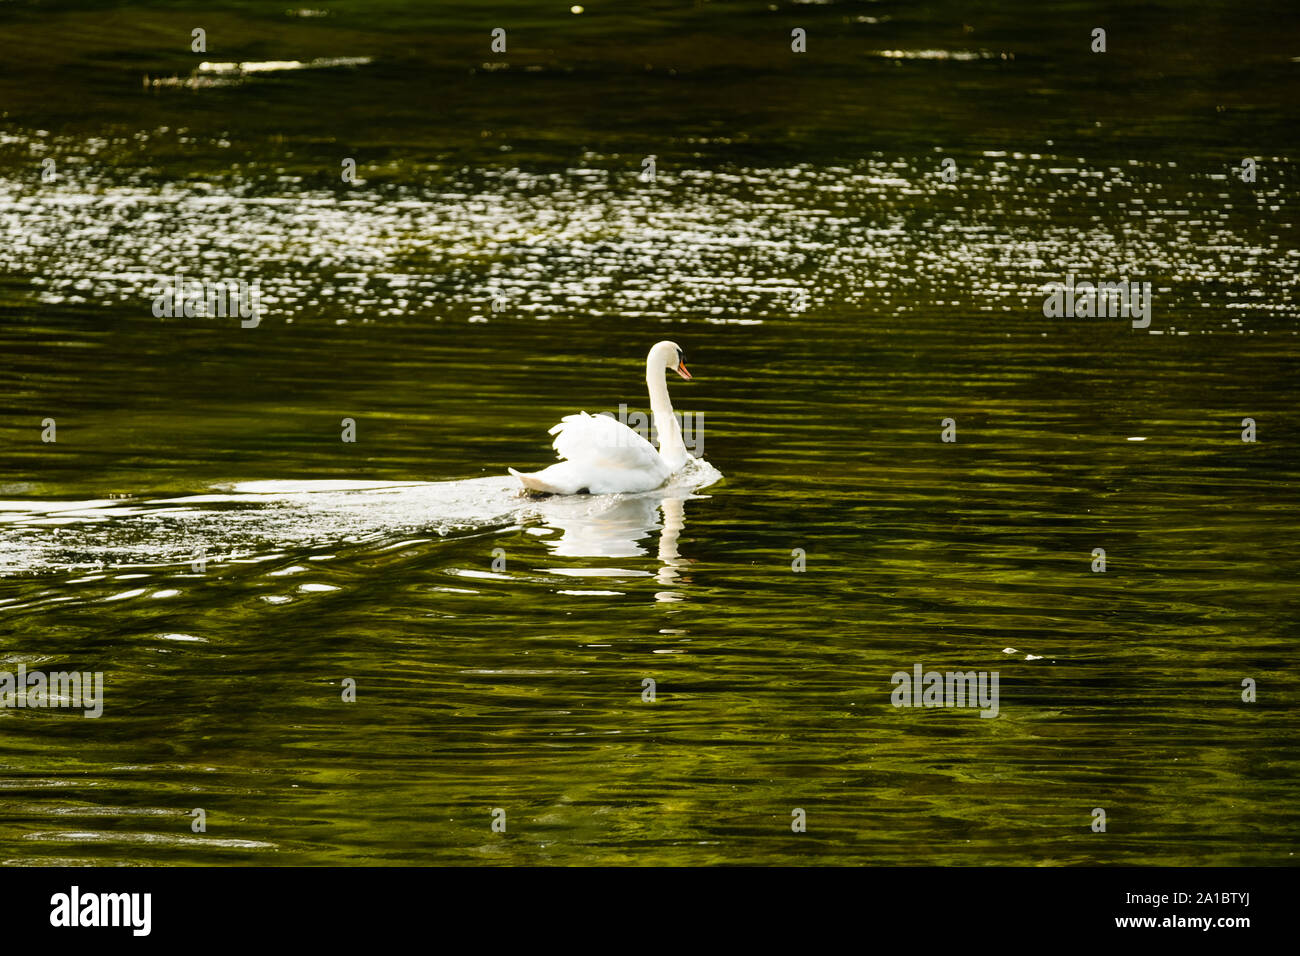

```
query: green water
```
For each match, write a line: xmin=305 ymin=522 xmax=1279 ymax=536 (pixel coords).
xmin=1 ymin=1 xmax=1297 ymax=865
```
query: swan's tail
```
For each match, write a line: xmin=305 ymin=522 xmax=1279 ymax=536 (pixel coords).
xmin=508 ymin=467 xmax=562 ymax=495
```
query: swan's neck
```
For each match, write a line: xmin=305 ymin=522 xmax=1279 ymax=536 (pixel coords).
xmin=647 ymin=359 xmax=688 ymax=471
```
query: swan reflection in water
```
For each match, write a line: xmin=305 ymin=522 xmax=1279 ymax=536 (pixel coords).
xmin=529 ymin=487 xmax=698 ymax=601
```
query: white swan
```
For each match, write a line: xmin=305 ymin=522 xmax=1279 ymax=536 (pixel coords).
xmin=509 ymin=341 xmax=694 ymax=495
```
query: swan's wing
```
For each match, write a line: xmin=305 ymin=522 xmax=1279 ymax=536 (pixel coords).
xmin=549 ymin=411 xmax=664 ymax=473
xmin=509 ymin=412 xmax=670 ymax=495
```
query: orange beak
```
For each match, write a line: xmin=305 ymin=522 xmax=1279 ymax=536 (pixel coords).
xmin=676 ymin=361 xmax=692 ymax=380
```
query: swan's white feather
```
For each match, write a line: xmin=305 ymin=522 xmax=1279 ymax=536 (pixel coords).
xmin=512 ymin=411 xmax=672 ymax=495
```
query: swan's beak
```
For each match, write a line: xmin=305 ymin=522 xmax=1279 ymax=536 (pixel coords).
xmin=675 ymin=361 xmax=692 ymax=380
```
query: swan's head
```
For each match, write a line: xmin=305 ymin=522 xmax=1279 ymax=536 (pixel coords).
xmin=650 ymin=340 xmax=692 ymax=380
